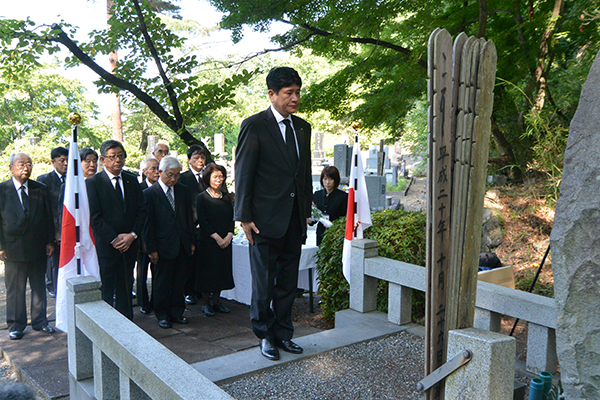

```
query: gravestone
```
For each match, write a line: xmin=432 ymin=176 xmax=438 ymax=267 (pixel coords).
xmin=147 ymin=135 xmax=158 ymax=155
xmin=214 ymin=133 xmax=226 ymax=157
xmin=550 ymin=49 xmax=600 ymax=399
xmin=366 ymin=144 xmax=391 ymax=170
xmin=334 ymin=144 xmax=350 ymax=177
xmin=313 ymin=131 xmax=326 ymax=166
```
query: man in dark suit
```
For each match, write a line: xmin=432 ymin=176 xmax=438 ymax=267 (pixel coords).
xmin=137 ymin=156 xmax=159 ymax=314
xmin=234 ymin=67 xmax=312 ymax=360
xmin=0 ymin=153 xmax=56 ymax=340
xmin=37 ymin=146 xmax=68 ymax=298
xmin=179 ymin=144 xmax=207 ymax=305
xmin=143 ymin=156 xmax=195 ymax=328
xmin=86 ymin=140 xmax=145 ymax=320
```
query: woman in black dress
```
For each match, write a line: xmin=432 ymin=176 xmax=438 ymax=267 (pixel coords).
xmin=196 ymin=164 xmax=235 ymax=316
xmin=313 ymin=166 xmax=348 ymax=245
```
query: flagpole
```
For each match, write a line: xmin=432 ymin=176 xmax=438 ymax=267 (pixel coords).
xmin=68 ymin=112 xmax=82 ymax=276
xmin=351 ymin=120 xmax=361 ymax=239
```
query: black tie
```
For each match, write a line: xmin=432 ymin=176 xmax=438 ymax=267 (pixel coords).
xmin=166 ymin=187 xmax=175 ymax=212
xmin=20 ymin=186 xmax=29 ymax=214
xmin=114 ymin=176 xmax=124 ymax=209
xmin=282 ymin=119 xmax=298 ymax=169
xmin=60 ymin=175 xmax=65 ymax=184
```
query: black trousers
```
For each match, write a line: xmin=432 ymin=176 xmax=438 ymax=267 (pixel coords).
xmin=5 ymin=260 xmax=48 ymax=332
xmin=184 ymin=239 xmax=199 ymax=297
xmin=153 ymin=245 xmax=187 ymax=321
xmin=45 ymin=242 xmax=60 ymax=293
xmin=136 ymin=252 xmax=154 ymax=310
xmin=98 ymin=251 xmax=136 ymax=320
xmin=249 ymin=203 xmax=302 ymax=341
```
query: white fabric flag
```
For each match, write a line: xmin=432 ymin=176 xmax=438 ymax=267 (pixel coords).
xmin=341 ymin=135 xmax=372 ymax=284
xmin=55 ymin=140 xmax=100 ymax=333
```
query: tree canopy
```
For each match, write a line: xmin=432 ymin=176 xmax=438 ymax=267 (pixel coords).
xmin=0 ymin=0 xmax=255 ymax=147
xmin=210 ymin=0 xmax=600 ymax=180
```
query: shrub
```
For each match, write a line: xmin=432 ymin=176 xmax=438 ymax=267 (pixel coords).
xmin=316 ymin=209 xmax=427 ymax=322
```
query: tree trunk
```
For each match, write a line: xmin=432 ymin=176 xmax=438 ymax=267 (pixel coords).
xmin=491 ymin=117 xmax=522 ymax=181
xmin=107 ymin=0 xmax=123 ymax=141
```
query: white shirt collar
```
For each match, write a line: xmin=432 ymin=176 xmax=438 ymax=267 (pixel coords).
xmin=104 ymin=169 xmax=121 ymax=181
xmin=12 ymin=177 xmax=28 ymax=192
xmin=270 ymin=104 xmax=292 ymax=125
xmin=158 ymin=178 xmax=171 ymax=195
xmin=54 ymin=170 xmax=64 ymax=181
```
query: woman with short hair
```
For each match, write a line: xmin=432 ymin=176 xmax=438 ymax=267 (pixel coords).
xmin=312 ymin=166 xmax=348 ymax=245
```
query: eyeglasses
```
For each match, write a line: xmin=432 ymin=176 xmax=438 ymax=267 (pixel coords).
xmin=155 ymin=149 xmax=168 ymax=154
xmin=104 ymin=154 xmax=126 ymax=161
xmin=212 ymin=174 xmax=225 ymax=180
xmin=13 ymin=162 xmax=33 ymax=170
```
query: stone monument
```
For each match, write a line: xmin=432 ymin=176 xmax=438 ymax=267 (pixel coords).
xmin=313 ymin=131 xmax=326 ymax=166
xmin=550 ymin=49 xmax=600 ymax=399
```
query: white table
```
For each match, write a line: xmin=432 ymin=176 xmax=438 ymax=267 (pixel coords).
xmin=222 ymin=228 xmax=319 ymax=306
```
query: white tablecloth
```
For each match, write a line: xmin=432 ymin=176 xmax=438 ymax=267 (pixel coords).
xmin=222 ymin=228 xmax=319 ymax=305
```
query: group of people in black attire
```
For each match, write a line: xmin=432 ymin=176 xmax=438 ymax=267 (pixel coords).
xmin=0 ymin=140 xmax=235 ymax=339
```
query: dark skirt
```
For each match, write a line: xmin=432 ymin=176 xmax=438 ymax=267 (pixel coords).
xmin=195 ymin=240 xmax=234 ymax=293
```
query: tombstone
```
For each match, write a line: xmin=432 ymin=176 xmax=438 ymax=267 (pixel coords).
xmin=313 ymin=131 xmax=326 ymax=160
xmin=29 ymin=137 xmax=40 ymax=146
xmin=334 ymin=144 xmax=350 ymax=177
xmin=366 ymin=145 xmax=391 ymax=170
xmin=214 ymin=133 xmax=226 ymax=157
xmin=550 ymin=49 xmax=600 ymax=399
xmin=364 ymin=175 xmax=387 ymax=210
xmin=147 ymin=135 xmax=158 ymax=155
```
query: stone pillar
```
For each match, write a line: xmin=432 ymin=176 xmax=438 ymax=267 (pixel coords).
xmin=445 ymin=328 xmax=516 ymax=400
xmin=120 ymin=370 xmax=151 ymax=400
xmin=214 ymin=133 xmax=225 ymax=157
xmin=349 ymin=239 xmax=379 ymax=312
xmin=473 ymin=307 xmax=501 ymax=332
xmin=550 ymin=49 xmax=600 ymax=398
xmin=94 ymin=345 xmax=120 ymax=400
xmin=334 ymin=144 xmax=349 ymax=177
xmin=313 ymin=131 xmax=326 ymax=165
xmin=67 ymin=276 xmax=102 ymax=381
xmin=526 ymin=323 xmax=558 ymax=374
xmin=388 ymin=283 xmax=412 ymax=325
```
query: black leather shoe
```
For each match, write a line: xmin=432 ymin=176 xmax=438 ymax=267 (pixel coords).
xmin=158 ymin=319 xmax=172 ymax=329
xmin=9 ymin=331 xmax=24 ymax=340
xmin=202 ymin=304 xmax=216 ymax=317
xmin=212 ymin=302 xmax=230 ymax=314
xmin=140 ymin=307 xmax=152 ymax=315
xmin=276 ymin=339 xmax=303 ymax=354
xmin=185 ymin=295 xmax=197 ymax=305
xmin=260 ymin=339 xmax=280 ymax=361
xmin=33 ymin=325 xmax=56 ymax=334
xmin=170 ymin=316 xmax=189 ymax=324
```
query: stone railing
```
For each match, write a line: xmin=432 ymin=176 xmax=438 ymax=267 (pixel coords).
xmin=350 ymin=239 xmax=558 ymax=374
xmin=66 ymin=276 xmax=233 ymax=400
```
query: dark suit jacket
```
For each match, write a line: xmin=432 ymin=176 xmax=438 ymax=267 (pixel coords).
xmin=86 ymin=170 xmax=146 ymax=257
xmin=234 ymin=108 xmax=312 ymax=239
xmin=0 ymin=179 xmax=54 ymax=262
xmin=142 ymin=182 xmax=195 ymax=260
xmin=179 ymin=169 xmax=206 ymax=223
xmin=37 ymin=171 xmax=63 ymax=241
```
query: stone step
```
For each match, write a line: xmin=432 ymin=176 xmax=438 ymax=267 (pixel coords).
xmin=192 ymin=310 xmax=414 ymax=383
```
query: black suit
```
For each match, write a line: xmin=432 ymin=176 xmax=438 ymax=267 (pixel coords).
xmin=179 ymin=169 xmax=206 ymax=298
xmin=37 ymin=171 xmax=64 ymax=294
xmin=234 ymin=107 xmax=312 ymax=341
xmin=86 ymin=170 xmax=145 ymax=320
xmin=0 ymin=179 xmax=54 ymax=332
xmin=136 ymin=180 xmax=154 ymax=311
xmin=142 ymin=182 xmax=195 ymax=321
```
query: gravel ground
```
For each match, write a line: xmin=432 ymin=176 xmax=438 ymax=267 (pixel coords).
xmin=220 ymin=330 xmax=426 ymax=400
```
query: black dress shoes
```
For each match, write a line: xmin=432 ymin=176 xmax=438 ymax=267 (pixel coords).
xmin=185 ymin=294 xmax=197 ymax=305
xmin=212 ymin=303 xmax=230 ymax=314
xmin=260 ymin=339 xmax=280 ymax=361
xmin=9 ymin=331 xmax=24 ymax=340
xmin=158 ymin=319 xmax=172 ymax=329
xmin=33 ymin=325 xmax=56 ymax=334
xmin=140 ymin=307 xmax=152 ymax=315
xmin=276 ymin=339 xmax=303 ymax=354
xmin=202 ymin=304 xmax=216 ymax=317
xmin=170 ymin=316 xmax=189 ymax=324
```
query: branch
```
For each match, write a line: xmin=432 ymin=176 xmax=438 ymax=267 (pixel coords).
xmin=298 ymin=23 xmax=427 ymax=68
xmin=131 ymin=0 xmax=183 ymax=129
xmin=48 ymin=23 xmax=199 ymax=145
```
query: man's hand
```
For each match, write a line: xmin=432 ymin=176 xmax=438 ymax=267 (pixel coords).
xmin=191 ymin=244 xmax=196 ymax=256
xmin=46 ymin=244 xmax=54 ymax=258
xmin=0 ymin=250 xmax=6 ymax=262
xmin=148 ymin=251 xmax=159 ymax=264
xmin=241 ymin=222 xmax=259 ymax=245
xmin=113 ymin=233 xmax=135 ymax=252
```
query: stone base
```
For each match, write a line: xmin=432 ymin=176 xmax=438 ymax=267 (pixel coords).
xmin=445 ymin=328 xmax=516 ymax=400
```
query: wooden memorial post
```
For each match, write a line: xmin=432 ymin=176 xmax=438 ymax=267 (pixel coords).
xmin=424 ymin=29 xmax=497 ymax=400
